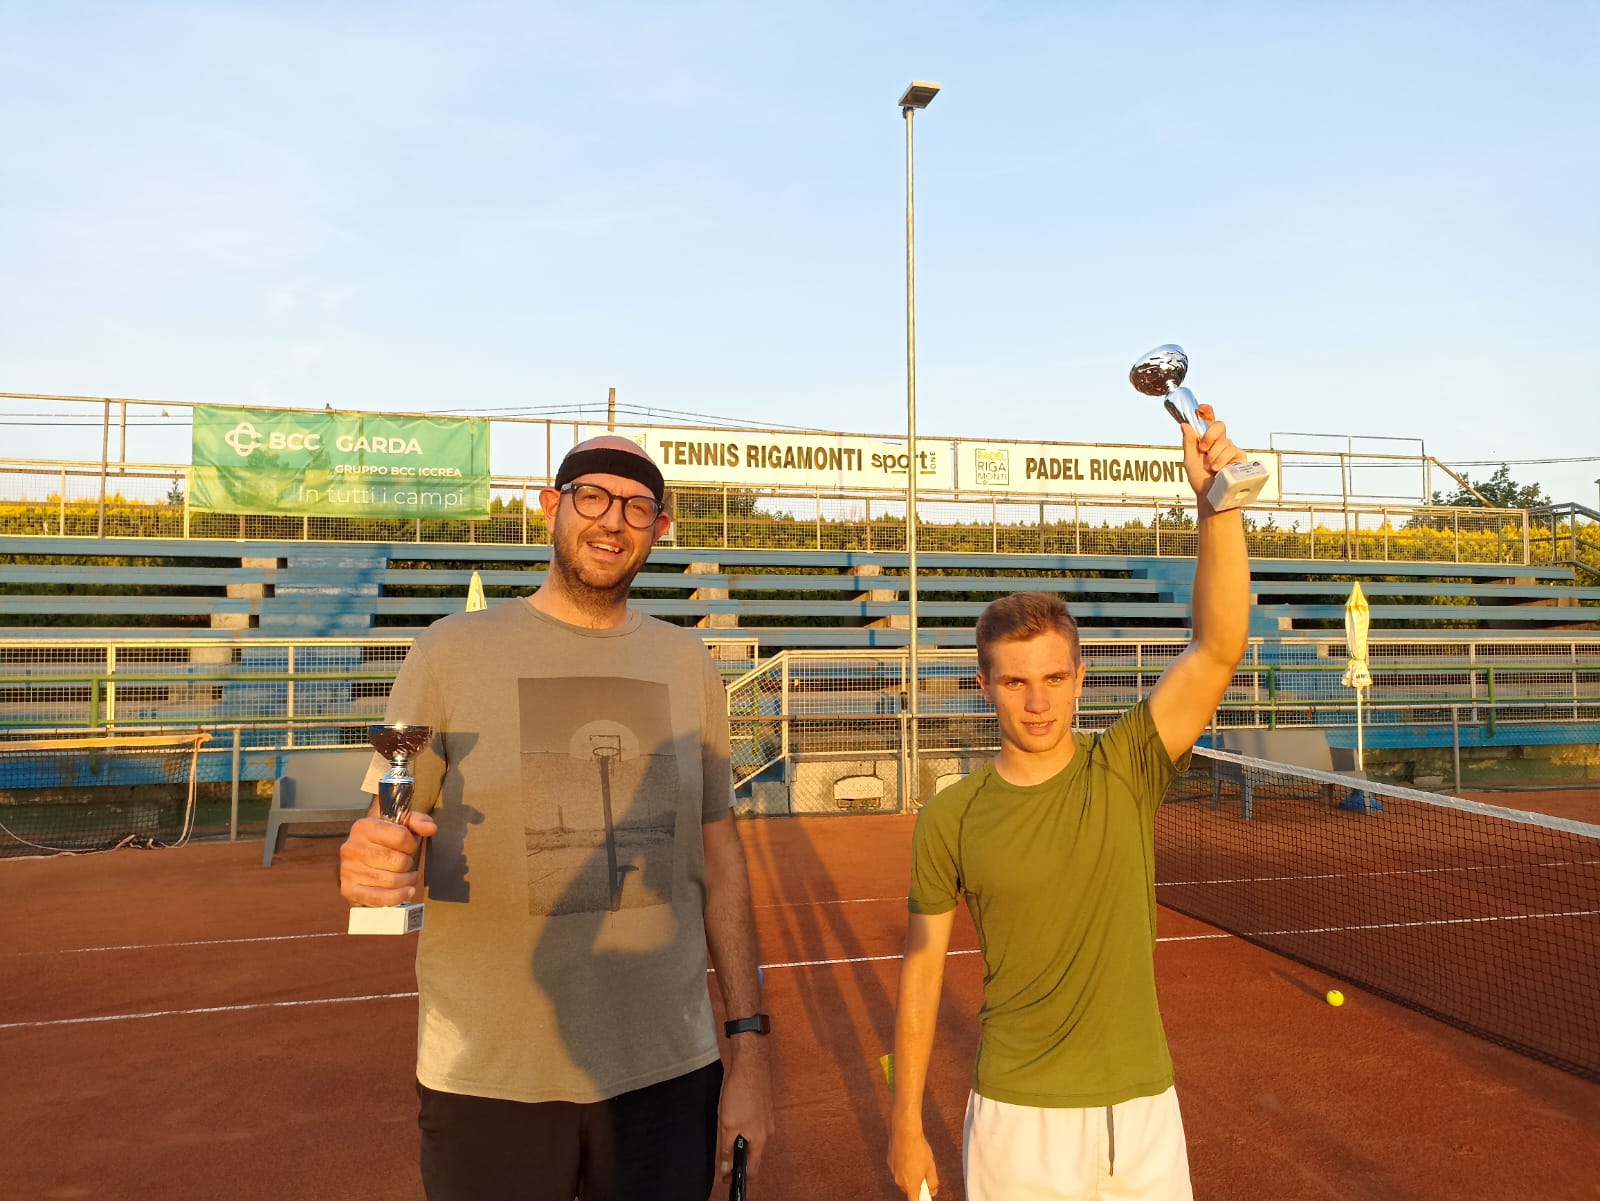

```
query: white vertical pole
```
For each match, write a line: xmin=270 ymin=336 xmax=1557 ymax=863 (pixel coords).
xmin=904 ymin=102 xmax=921 ymax=809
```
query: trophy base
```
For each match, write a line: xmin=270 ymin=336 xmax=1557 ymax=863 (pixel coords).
xmin=1205 ymin=461 xmax=1270 ymax=512
xmin=348 ymin=902 xmax=425 ymax=936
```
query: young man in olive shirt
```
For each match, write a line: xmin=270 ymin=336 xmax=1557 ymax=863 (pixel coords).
xmin=889 ymin=406 xmax=1250 ymax=1201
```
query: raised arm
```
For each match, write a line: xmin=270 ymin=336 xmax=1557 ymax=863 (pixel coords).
xmin=1148 ymin=405 xmax=1252 ymax=761
xmin=889 ymin=908 xmax=956 ymax=1200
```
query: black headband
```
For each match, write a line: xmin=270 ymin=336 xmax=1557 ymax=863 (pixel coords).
xmin=554 ymin=447 xmax=666 ymax=505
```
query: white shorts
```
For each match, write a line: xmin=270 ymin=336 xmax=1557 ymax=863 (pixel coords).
xmin=963 ymin=1086 xmax=1194 ymax=1201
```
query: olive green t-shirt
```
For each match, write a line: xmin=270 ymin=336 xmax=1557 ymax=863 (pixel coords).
xmin=908 ymin=700 xmax=1187 ymax=1108
xmin=363 ymin=599 xmax=732 ymax=1105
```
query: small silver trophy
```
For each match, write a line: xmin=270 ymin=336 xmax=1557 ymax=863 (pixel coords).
xmin=347 ymin=722 xmax=432 ymax=936
xmin=1130 ymin=344 xmax=1270 ymax=511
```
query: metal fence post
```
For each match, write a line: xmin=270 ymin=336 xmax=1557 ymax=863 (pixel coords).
xmin=231 ymin=726 xmax=242 ymax=842
xmin=286 ymin=645 xmax=296 ymax=749
xmin=98 ymin=399 xmax=109 ymax=538
xmin=779 ymin=655 xmax=790 ymax=769
xmin=899 ymin=711 xmax=911 ymax=813
xmin=1451 ymin=706 xmax=1462 ymax=793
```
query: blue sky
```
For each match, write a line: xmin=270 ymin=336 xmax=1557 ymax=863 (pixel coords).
xmin=2 ymin=1 xmax=1597 ymax=504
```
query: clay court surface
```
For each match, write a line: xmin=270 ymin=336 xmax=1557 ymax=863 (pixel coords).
xmin=4 ymin=812 xmax=1598 ymax=1201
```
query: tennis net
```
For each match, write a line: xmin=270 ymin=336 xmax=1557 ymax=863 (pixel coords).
xmin=1156 ymin=747 xmax=1600 ymax=1081
xmin=0 ymin=731 xmax=212 ymax=856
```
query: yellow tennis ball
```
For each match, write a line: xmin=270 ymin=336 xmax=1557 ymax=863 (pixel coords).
xmin=1326 ymin=989 xmax=1345 ymax=1007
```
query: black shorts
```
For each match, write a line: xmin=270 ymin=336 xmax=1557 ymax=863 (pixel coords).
xmin=418 ymin=1060 xmax=723 ymax=1201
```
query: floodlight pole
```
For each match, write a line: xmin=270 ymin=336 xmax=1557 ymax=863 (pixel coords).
xmin=900 ymin=81 xmax=939 ymax=810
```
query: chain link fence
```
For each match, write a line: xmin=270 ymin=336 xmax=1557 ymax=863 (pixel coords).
xmin=0 ymin=458 xmax=1538 ymax=566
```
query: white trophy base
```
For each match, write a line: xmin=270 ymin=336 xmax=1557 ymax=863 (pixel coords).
xmin=1205 ymin=461 xmax=1270 ymax=512
xmin=348 ymin=902 xmax=425 ymax=936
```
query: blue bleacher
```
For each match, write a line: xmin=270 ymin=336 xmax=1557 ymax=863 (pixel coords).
xmin=0 ymin=536 xmax=1596 ymax=650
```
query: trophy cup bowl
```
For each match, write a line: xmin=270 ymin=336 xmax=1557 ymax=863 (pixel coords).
xmin=348 ymin=722 xmax=433 ymax=936
xmin=1129 ymin=343 xmax=1270 ymax=511
xmin=1129 ymin=344 xmax=1189 ymax=397
xmin=369 ymin=722 xmax=432 ymax=825
xmin=1130 ymin=344 xmax=1209 ymax=432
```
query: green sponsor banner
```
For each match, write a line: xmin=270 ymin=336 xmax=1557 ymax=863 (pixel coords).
xmin=190 ymin=406 xmax=491 ymax=519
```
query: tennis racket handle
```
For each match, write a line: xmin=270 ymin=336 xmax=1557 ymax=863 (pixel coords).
xmin=730 ymin=1134 xmax=749 ymax=1201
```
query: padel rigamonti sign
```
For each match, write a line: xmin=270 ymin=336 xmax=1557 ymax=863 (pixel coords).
xmin=190 ymin=406 xmax=491 ymax=519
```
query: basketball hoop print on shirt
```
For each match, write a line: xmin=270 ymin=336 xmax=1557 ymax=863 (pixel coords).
xmin=517 ymin=676 xmax=681 ymax=916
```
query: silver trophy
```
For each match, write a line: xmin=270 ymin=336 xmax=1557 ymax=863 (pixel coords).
xmin=1130 ymin=344 xmax=1269 ymax=512
xmin=348 ymin=722 xmax=432 ymax=936
xmin=369 ymin=722 xmax=432 ymax=825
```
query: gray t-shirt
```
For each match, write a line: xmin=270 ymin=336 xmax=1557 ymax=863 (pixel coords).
xmin=364 ymin=598 xmax=733 ymax=1104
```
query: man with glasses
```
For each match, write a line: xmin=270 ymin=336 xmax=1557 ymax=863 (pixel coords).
xmin=341 ymin=435 xmax=775 ymax=1201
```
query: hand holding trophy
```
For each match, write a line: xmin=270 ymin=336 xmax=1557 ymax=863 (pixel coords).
xmin=1129 ymin=344 xmax=1269 ymax=512
xmin=347 ymin=722 xmax=432 ymax=936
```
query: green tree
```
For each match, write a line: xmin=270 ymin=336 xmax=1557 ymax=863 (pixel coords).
xmin=1431 ymin=464 xmax=1548 ymax=509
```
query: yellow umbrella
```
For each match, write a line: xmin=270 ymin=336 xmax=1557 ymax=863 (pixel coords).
xmin=1341 ymin=580 xmax=1371 ymax=775
xmin=465 ymin=570 xmax=487 ymax=612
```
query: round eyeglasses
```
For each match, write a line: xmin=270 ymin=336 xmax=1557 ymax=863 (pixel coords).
xmin=559 ymin=482 xmax=662 ymax=529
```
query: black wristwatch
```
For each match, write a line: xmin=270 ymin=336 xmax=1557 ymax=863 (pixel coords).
xmin=723 ymin=1014 xmax=771 ymax=1037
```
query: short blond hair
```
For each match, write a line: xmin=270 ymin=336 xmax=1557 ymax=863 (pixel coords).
xmin=975 ymin=591 xmax=1081 ymax=676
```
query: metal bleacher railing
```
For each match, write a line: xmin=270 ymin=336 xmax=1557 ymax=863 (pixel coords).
xmin=0 ymin=635 xmax=759 ymax=842
xmin=5 ymin=634 xmax=1593 ymax=818
xmin=2 ymin=635 xmax=1594 ymax=735
xmin=724 ymin=641 xmax=1600 ymax=813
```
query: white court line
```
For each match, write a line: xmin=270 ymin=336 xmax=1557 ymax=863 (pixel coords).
xmin=753 ymin=896 xmax=906 ymax=910
xmin=0 ymin=935 xmax=1241 ymax=1031
xmin=759 ymin=930 xmax=1235 ymax=972
xmin=1159 ymin=858 xmax=1600 ymax=888
xmin=8 ymin=931 xmax=346 ymax=957
xmin=8 ymin=903 xmax=914 ymax=957
xmin=1241 ymin=908 xmax=1600 ymax=938
xmin=0 ymin=991 xmax=419 ymax=1031
xmin=10 ymin=907 xmax=1593 ymax=1033
xmin=17 ymin=873 xmax=1597 ymax=960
